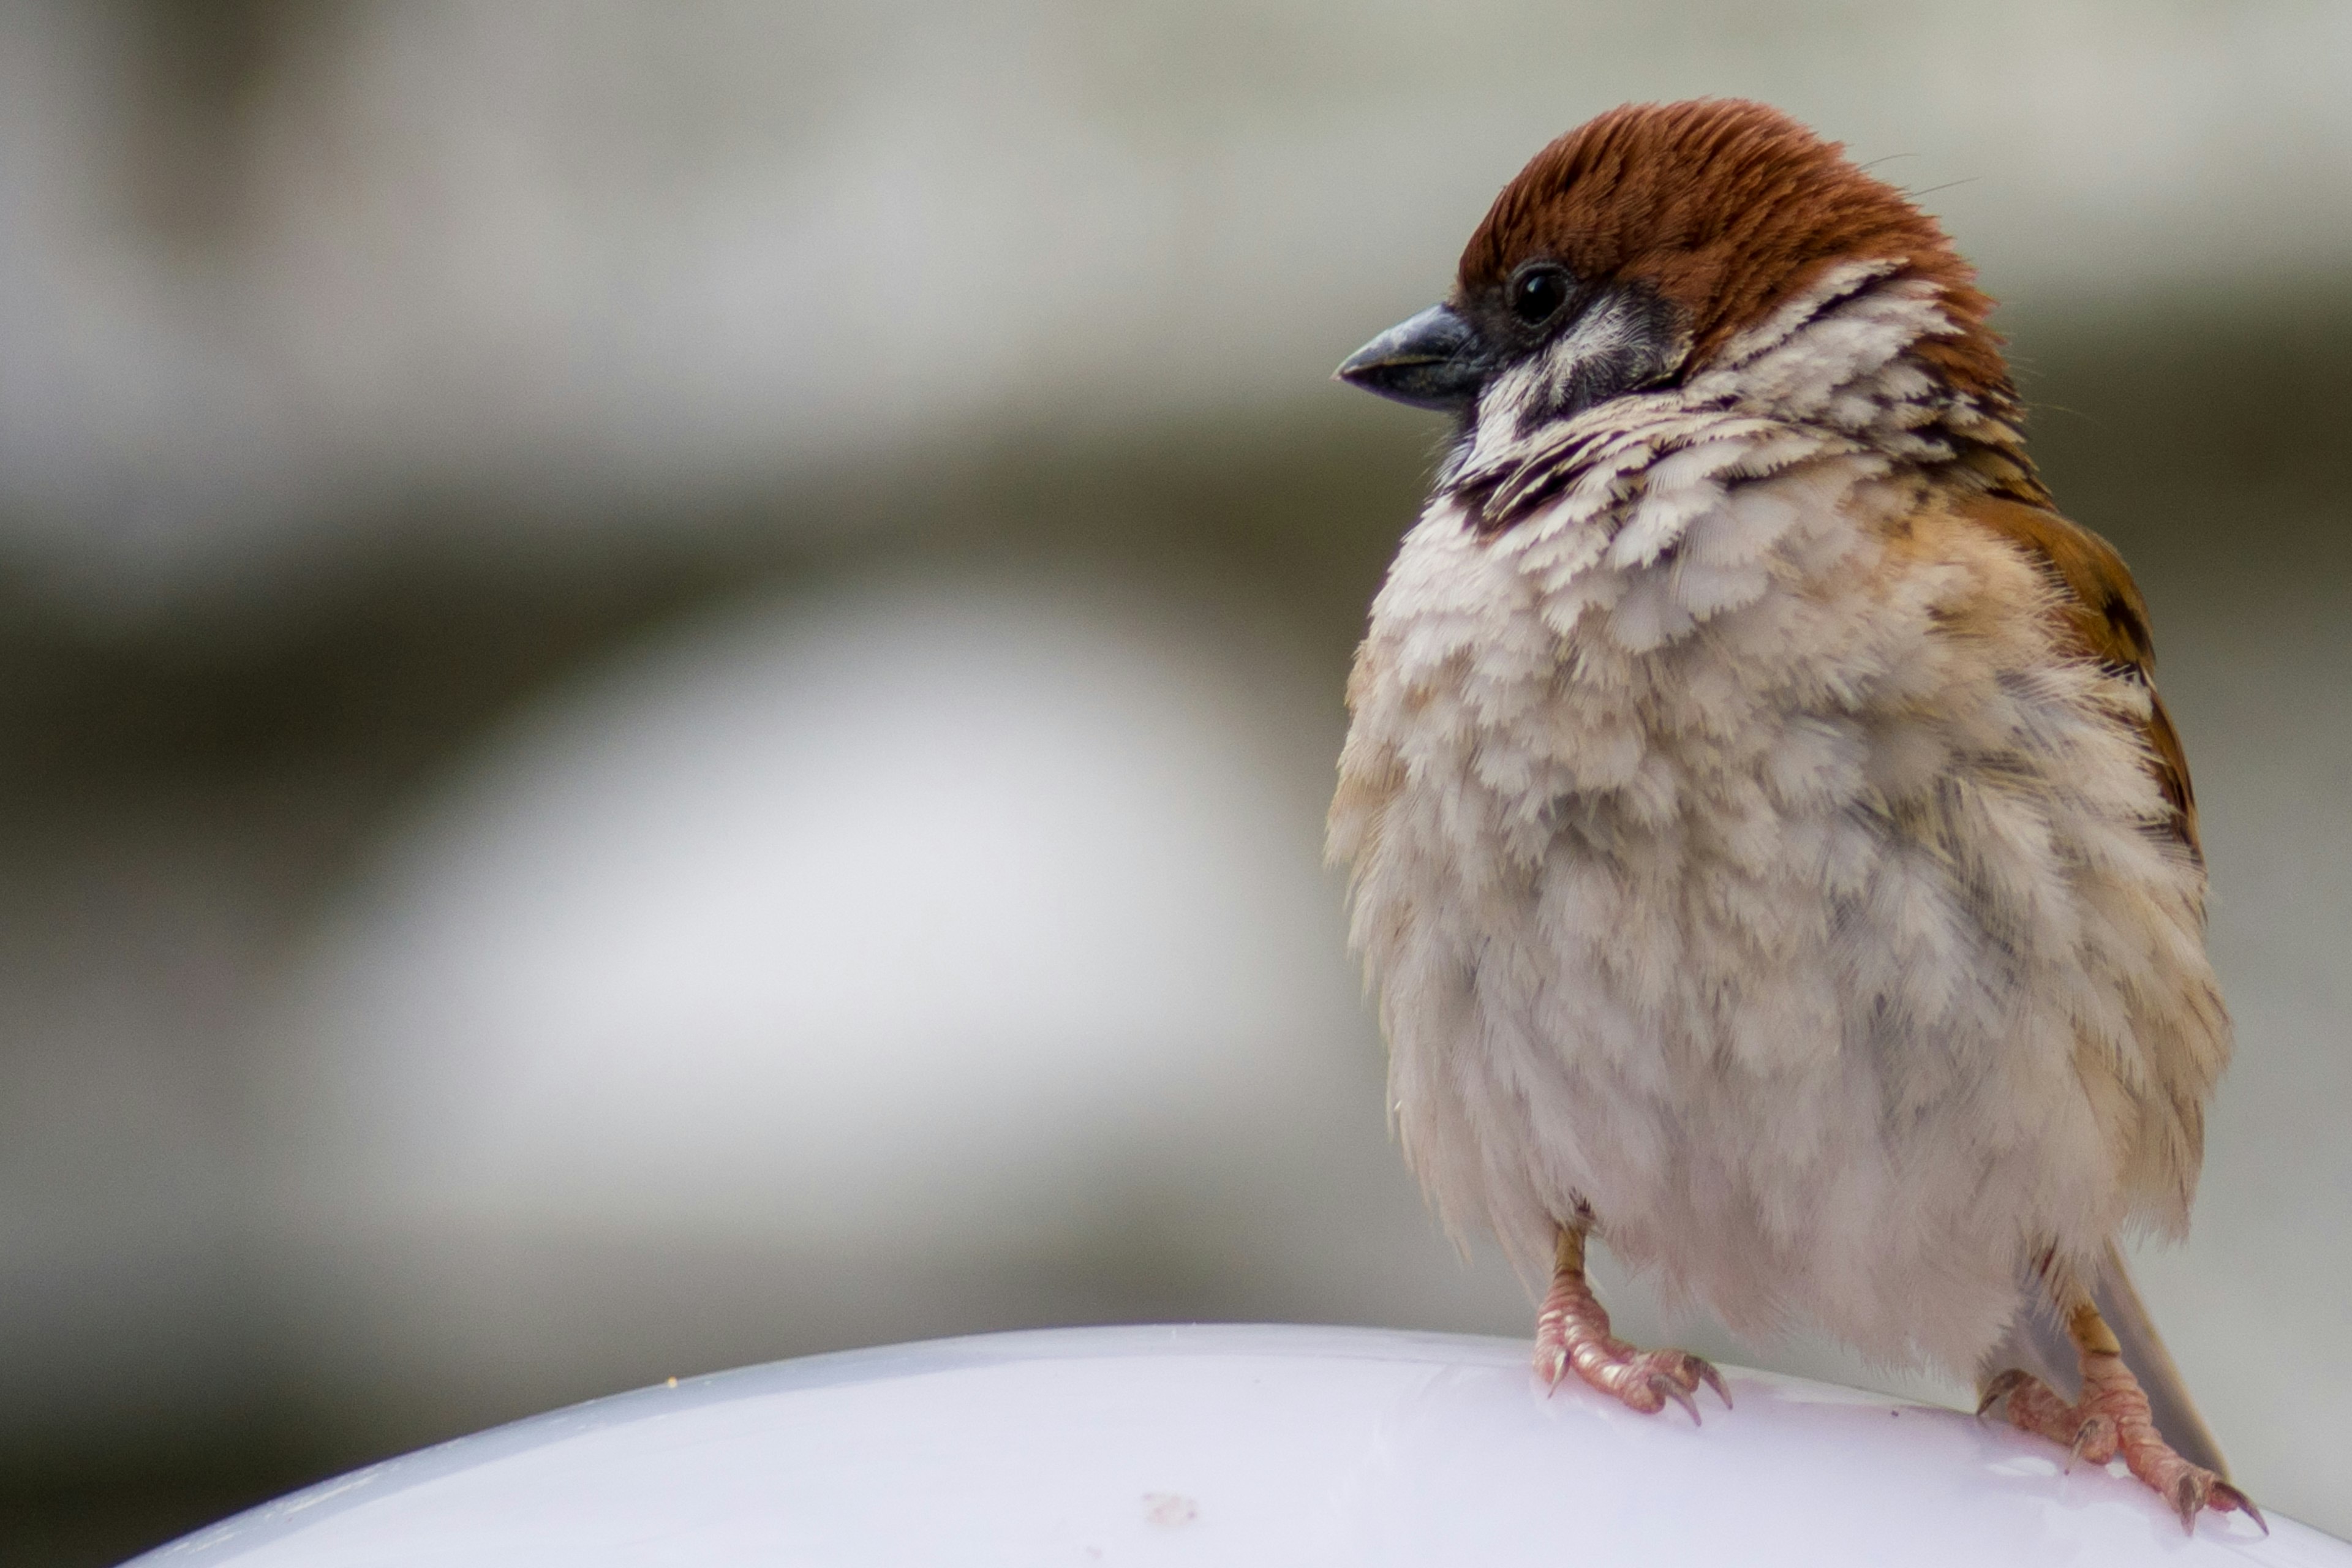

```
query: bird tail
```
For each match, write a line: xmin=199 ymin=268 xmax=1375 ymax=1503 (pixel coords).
xmin=1985 ymin=1240 xmax=2230 ymax=1478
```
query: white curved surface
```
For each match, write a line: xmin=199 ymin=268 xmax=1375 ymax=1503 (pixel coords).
xmin=133 ymin=1325 xmax=2339 ymax=1566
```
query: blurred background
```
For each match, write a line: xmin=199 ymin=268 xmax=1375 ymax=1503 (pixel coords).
xmin=1 ymin=1 xmax=2348 ymax=1559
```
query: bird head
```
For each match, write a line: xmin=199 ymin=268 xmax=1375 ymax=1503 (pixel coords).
xmin=1337 ymin=100 xmax=2011 ymax=439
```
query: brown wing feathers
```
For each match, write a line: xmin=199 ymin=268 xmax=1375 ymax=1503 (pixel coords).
xmin=1956 ymin=494 xmax=2200 ymax=858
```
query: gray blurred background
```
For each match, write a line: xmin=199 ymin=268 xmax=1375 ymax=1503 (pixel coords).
xmin=1 ymin=1 xmax=2348 ymax=1560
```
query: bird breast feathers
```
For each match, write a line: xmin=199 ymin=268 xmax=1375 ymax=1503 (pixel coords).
xmin=1329 ymin=279 xmax=2226 ymax=1361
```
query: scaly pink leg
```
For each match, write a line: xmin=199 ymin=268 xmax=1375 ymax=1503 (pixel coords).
xmin=1533 ymin=1226 xmax=1728 ymax=1422
xmin=1980 ymin=1301 xmax=2264 ymax=1534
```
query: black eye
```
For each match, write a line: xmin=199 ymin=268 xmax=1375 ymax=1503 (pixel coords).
xmin=1510 ymin=266 xmax=1571 ymax=326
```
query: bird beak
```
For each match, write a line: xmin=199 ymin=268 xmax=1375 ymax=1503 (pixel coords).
xmin=1335 ymin=303 xmax=1486 ymax=412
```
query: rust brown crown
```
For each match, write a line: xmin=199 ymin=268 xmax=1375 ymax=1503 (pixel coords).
xmin=1457 ymin=99 xmax=2010 ymax=401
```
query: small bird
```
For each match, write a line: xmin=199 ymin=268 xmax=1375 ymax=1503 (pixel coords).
xmin=1329 ymin=100 xmax=2257 ymax=1531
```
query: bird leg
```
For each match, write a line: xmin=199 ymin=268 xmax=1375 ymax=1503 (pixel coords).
xmin=1979 ymin=1297 xmax=2263 ymax=1533
xmin=1533 ymin=1224 xmax=1728 ymax=1422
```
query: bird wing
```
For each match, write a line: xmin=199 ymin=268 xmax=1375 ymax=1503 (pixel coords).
xmin=1952 ymin=493 xmax=2199 ymax=858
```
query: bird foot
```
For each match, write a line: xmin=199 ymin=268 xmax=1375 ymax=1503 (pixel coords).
xmin=1978 ymin=1357 xmax=2264 ymax=1534
xmin=1533 ymin=1265 xmax=1728 ymax=1422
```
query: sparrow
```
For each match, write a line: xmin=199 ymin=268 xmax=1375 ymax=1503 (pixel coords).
xmin=1329 ymin=100 xmax=2258 ymax=1532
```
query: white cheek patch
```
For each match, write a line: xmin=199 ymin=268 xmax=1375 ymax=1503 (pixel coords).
xmin=1513 ymin=290 xmax=1683 ymax=435
xmin=1712 ymin=258 xmax=1904 ymax=369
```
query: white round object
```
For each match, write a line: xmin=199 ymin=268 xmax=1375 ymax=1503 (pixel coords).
xmin=137 ymin=1324 xmax=2338 ymax=1566
xmin=261 ymin=574 xmax=1369 ymax=1272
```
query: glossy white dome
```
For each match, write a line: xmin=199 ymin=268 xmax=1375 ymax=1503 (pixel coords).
xmin=138 ymin=1325 xmax=2338 ymax=1566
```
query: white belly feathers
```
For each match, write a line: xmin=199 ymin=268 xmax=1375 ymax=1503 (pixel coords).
xmin=1330 ymin=385 xmax=2217 ymax=1374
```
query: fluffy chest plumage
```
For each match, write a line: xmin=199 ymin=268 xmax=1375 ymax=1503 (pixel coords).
xmin=1331 ymin=391 xmax=2216 ymax=1373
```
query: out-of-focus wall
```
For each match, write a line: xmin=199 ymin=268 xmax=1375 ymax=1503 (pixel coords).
xmin=1 ymin=4 xmax=2348 ymax=1561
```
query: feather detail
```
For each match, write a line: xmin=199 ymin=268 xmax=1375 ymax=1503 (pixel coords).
xmin=1953 ymin=494 xmax=2200 ymax=856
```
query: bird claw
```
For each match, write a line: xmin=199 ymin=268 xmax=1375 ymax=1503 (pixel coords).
xmin=1694 ymin=1357 xmax=1733 ymax=1411
xmin=1975 ymin=1367 xmax=2029 ymax=1417
xmin=2209 ymin=1480 xmax=2268 ymax=1536
xmin=1531 ymin=1250 xmax=1727 ymax=1423
xmin=1531 ymin=1331 xmax=1727 ymax=1422
xmin=1983 ymin=1357 xmax=2262 ymax=1534
xmin=1649 ymin=1372 xmax=1702 ymax=1425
